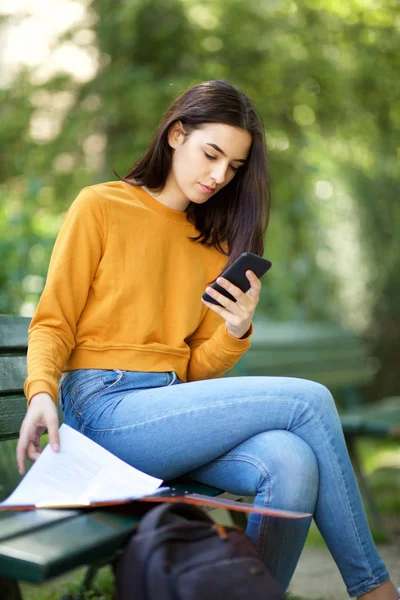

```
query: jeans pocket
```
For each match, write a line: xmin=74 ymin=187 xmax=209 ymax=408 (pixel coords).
xmin=102 ymin=369 xmax=124 ymax=391
xmin=75 ymin=369 xmax=108 ymax=394
xmin=61 ymin=370 xmax=103 ymax=414
xmin=77 ymin=369 xmax=125 ymax=414
xmin=167 ymin=371 xmax=180 ymax=386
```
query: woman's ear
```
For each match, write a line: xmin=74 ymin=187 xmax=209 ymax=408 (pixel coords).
xmin=168 ymin=121 xmax=187 ymax=149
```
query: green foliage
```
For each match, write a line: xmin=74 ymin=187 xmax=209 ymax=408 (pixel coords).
xmin=1 ymin=0 xmax=399 ymax=396
xmin=0 ymin=440 xmax=22 ymax=501
xmin=0 ymin=180 xmax=59 ymax=314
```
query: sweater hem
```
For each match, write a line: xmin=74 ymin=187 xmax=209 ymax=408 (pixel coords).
xmin=66 ymin=348 xmax=190 ymax=383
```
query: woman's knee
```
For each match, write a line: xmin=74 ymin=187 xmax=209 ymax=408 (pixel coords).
xmin=234 ymin=430 xmax=319 ymax=512
xmin=294 ymin=379 xmax=339 ymax=420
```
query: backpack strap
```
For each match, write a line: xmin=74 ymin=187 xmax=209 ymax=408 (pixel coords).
xmin=138 ymin=501 xmax=213 ymax=534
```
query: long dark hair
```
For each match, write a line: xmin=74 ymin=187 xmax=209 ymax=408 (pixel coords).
xmin=119 ymin=80 xmax=270 ymax=272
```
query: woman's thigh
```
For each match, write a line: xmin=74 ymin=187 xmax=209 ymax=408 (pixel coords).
xmin=62 ymin=369 xmax=337 ymax=481
xmin=188 ymin=430 xmax=319 ymax=512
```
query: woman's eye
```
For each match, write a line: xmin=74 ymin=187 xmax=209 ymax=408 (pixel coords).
xmin=204 ymin=152 xmax=240 ymax=172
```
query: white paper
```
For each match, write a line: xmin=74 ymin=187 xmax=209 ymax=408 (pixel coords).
xmin=0 ymin=424 xmax=163 ymax=508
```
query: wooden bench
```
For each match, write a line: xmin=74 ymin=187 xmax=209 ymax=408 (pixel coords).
xmin=0 ymin=315 xmax=240 ymax=599
xmin=1 ymin=315 xmax=399 ymax=597
xmin=230 ymin=319 xmax=400 ymax=531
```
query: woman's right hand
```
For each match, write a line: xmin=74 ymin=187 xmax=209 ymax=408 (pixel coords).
xmin=16 ymin=392 xmax=60 ymax=475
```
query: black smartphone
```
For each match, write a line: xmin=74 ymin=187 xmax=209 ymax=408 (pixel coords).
xmin=202 ymin=252 xmax=272 ymax=306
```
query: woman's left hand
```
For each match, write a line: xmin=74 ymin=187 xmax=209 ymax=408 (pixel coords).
xmin=201 ymin=270 xmax=261 ymax=339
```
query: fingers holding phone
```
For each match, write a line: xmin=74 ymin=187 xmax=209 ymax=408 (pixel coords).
xmin=202 ymin=262 xmax=261 ymax=338
xmin=243 ymin=269 xmax=262 ymax=300
xmin=202 ymin=252 xmax=271 ymax=307
xmin=204 ymin=270 xmax=260 ymax=308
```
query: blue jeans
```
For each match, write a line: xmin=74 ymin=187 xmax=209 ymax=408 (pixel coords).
xmin=60 ymin=369 xmax=389 ymax=596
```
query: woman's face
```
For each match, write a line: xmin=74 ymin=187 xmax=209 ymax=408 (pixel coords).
xmin=167 ymin=122 xmax=252 ymax=208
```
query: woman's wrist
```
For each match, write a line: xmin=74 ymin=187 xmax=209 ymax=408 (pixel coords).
xmin=29 ymin=392 xmax=54 ymax=407
xmin=226 ymin=322 xmax=252 ymax=339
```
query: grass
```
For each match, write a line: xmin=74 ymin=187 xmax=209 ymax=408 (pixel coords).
xmin=20 ymin=567 xmax=114 ymax=599
xmin=19 ymin=569 xmax=317 ymax=600
xmin=17 ymin=438 xmax=400 ymax=599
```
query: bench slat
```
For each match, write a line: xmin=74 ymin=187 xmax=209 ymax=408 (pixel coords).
xmin=242 ymin=346 xmax=372 ymax=363
xmin=0 ymin=395 xmax=27 ymax=440
xmin=0 ymin=356 xmax=26 ymax=393
xmin=341 ymin=417 xmax=393 ymax=436
xmin=240 ymin=354 xmax=376 ymax=375
xmin=250 ymin=321 xmax=363 ymax=346
xmin=0 ymin=318 xmax=28 ymax=350
xmin=0 ymin=509 xmax=78 ymax=543
xmin=230 ymin=363 xmax=377 ymax=388
xmin=341 ymin=397 xmax=400 ymax=437
xmin=0 ymin=481 xmax=227 ymax=583
xmin=0 ymin=511 xmax=140 ymax=582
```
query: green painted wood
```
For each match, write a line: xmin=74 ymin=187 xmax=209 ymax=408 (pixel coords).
xmin=230 ymin=362 xmax=376 ymax=389
xmin=249 ymin=320 xmax=363 ymax=347
xmin=341 ymin=397 xmax=400 ymax=437
xmin=0 ymin=395 xmax=27 ymax=441
xmin=230 ymin=319 xmax=378 ymax=388
xmin=0 ymin=510 xmax=78 ymax=543
xmin=0 ymin=317 xmax=29 ymax=350
xmin=240 ymin=353 xmax=375 ymax=373
xmin=0 ymin=481 xmax=225 ymax=583
xmin=0 ymin=511 xmax=140 ymax=582
xmin=242 ymin=345 xmax=371 ymax=362
xmin=168 ymin=481 xmax=224 ymax=497
xmin=251 ymin=342 xmax=366 ymax=356
xmin=341 ymin=417 xmax=392 ymax=436
xmin=0 ymin=395 xmax=26 ymax=438
xmin=0 ymin=396 xmax=64 ymax=443
xmin=0 ymin=356 xmax=26 ymax=394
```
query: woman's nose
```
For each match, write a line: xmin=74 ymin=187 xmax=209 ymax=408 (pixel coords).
xmin=211 ymin=162 xmax=228 ymax=184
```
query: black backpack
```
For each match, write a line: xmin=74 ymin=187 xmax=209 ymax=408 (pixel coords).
xmin=115 ymin=501 xmax=285 ymax=600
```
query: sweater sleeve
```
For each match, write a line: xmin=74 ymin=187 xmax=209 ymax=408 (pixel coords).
xmin=24 ymin=188 xmax=106 ymax=405
xmin=186 ymin=306 xmax=253 ymax=382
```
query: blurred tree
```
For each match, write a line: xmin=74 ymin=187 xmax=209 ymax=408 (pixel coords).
xmin=0 ymin=0 xmax=399 ymax=399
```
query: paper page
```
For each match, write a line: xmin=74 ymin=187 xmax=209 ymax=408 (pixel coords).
xmin=0 ymin=424 xmax=163 ymax=508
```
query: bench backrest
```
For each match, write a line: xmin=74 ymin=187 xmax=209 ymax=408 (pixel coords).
xmin=230 ymin=320 xmax=379 ymax=408
xmin=0 ymin=316 xmax=30 ymax=443
xmin=0 ymin=316 xmax=379 ymax=443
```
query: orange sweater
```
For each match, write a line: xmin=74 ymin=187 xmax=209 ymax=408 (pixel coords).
xmin=25 ymin=181 xmax=252 ymax=405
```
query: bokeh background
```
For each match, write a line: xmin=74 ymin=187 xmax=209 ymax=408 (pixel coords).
xmin=1 ymin=0 xmax=399 ymax=402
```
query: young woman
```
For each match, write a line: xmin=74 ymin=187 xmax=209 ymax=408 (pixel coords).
xmin=17 ymin=80 xmax=398 ymax=599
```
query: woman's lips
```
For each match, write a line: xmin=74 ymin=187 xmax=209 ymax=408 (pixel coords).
xmin=199 ymin=183 xmax=215 ymax=194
